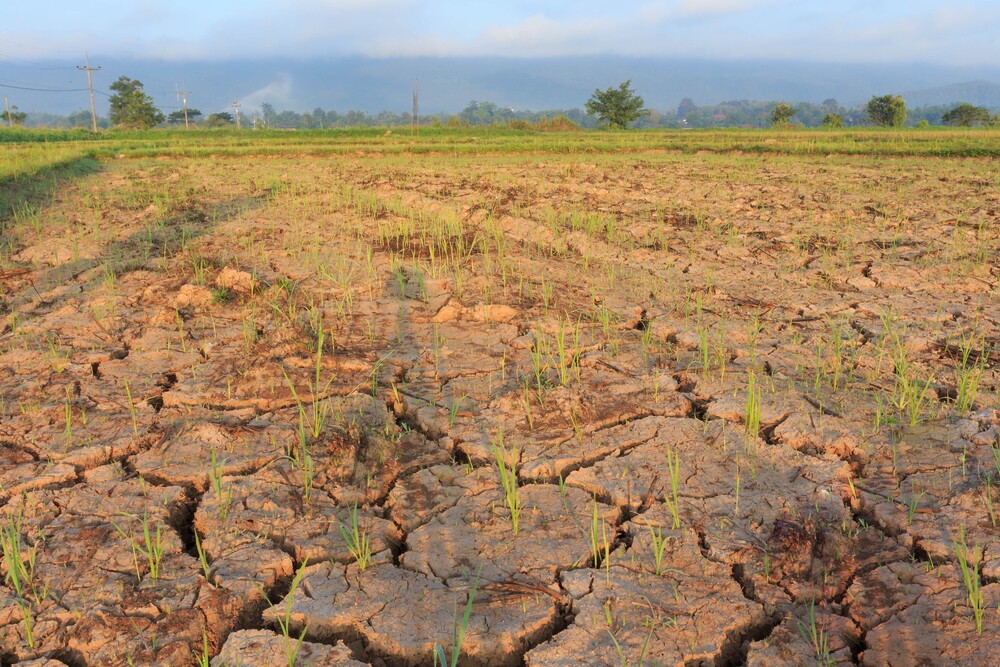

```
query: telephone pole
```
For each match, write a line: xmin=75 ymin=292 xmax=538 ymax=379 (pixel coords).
xmin=77 ymin=53 xmax=101 ymax=132
xmin=411 ymin=80 xmax=419 ymax=137
xmin=232 ymin=100 xmax=241 ymax=129
xmin=176 ymin=85 xmax=192 ymax=129
xmin=4 ymin=97 xmax=12 ymax=128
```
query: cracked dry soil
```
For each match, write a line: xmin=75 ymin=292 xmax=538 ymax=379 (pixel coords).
xmin=1 ymin=146 xmax=998 ymax=666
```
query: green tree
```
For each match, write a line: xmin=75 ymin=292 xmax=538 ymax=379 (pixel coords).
xmin=5 ymin=105 xmax=27 ymax=126
xmin=167 ymin=109 xmax=202 ymax=124
xmin=108 ymin=76 xmax=164 ymax=129
xmin=260 ymin=102 xmax=277 ymax=128
xmin=867 ymin=94 xmax=906 ymax=127
xmin=770 ymin=102 xmax=796 ymax=126
xmin=821 ymin=113 xmax=844 ymax=128
xmin=206 ymin=112 xmax=234 ymax=127
xmin=585 ymin=80 xmax=648 ymax=129
xmin=942 ymin=103 xmax=992 ymax=127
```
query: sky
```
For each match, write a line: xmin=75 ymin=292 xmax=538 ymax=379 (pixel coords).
xmin=3 ymin=0 xmax=999 ymax=66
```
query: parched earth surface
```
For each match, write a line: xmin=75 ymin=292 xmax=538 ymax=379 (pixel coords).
xmin=0 ymin=145 xmax=998 ymax=666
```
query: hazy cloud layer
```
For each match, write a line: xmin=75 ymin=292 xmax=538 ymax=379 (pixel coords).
xmin=2 ymin=1 xmax=998 ymax=65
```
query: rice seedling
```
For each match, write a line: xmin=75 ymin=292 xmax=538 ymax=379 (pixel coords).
xmin=209 ymin=445 xmax=232 ymax=521
xmin=594 ymin=304 xmax=615 ymax=338
xmin=339 ymin=503 xmax=372 ymax=570
xmin=62 ymin=385 xmax=73 ymax=448
xmin=283 ymin=324 xmax=334 ymax=444
xmin=242 ymin=308 xmax=260 ymax=352
xmin=953 ymin=526 xmax=985 ymax=636
xmin=113 ymin=511 xmax=165 ymax=582
xmin=193 ymin=530 xmax=212 ymax=582
xmin=196 ymin=631 xmax=211 ymax=667
xmin=953 ymin=332 xmax=984 ymax=412
xmin=589 ymin=499 xmax=612 ymax=570
xmin=301 ymin=452 xmax=315 ymax=506
xmin=124 ymin=381 xmax=139 ymax=438
xmin=433 ymin=569 xmax=480 ymax=667
xmin=273 ymin=558 xmax=310 ymax=667
xmin=648 ymin=524 xmax=670 ymax=576
xmin=492 ymin=432 xmax=522 ymax=535
xmin=15 ymin=599 xmax=34 ymax=648
xmin=663 ymin=446 xmax=681 ymax=529
xmin=796 ymin=599 xmax=834 ymax=666
xmin=553 ymin=316 xmax=583 ymax=386
xmin=698 ymin=323 xmax=711 ymax=380
xmin=1 ymin=514 xmax=36 ymax=598
xmin=530 ymin=332 xmax=548 ymax=399
xmin=744 ymin=369 xmax=761 ymax=441
xmin=882 ymin=314 xmax=936 ymax=426
xmin=448 ymin=395 xmax=464 ymax=429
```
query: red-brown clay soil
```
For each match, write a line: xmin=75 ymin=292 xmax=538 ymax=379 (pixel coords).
xmin=1 ymin=149 xmax=998 ymax=665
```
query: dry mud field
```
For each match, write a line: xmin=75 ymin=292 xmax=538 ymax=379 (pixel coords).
xmin=0 ymin=141 xmax=998 ymax=666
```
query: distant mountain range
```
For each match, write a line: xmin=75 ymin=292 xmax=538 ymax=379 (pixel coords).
xmin=902 ymin=80 xmax=1000 ymax=108
xmin=6 ymin=56 xmax=1000 ymax=116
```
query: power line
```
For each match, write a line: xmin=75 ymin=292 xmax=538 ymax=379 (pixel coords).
xmin=0 ymin=82 xmax=89 ymax=93
xmin=0 ymin=53 xmax=76 ymax=70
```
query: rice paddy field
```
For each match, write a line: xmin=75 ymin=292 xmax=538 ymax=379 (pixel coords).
xmin=0 ymin=126 xmax=997 ymax=666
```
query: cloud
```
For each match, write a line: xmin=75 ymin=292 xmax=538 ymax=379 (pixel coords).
xmin=283 ymin=0 xmax=412 ymax=9
xmin=240 ymin=74 xmax=294 ymax=110
xmin=675 ymin=0 xmax=755 ymax=18
xmin=477 ymin=14 xmax=611 ymax=56
xmin=2 ymin=0 xmax=998 ymax=66
xmin=121 ymin=0 xmax=174 ymax=24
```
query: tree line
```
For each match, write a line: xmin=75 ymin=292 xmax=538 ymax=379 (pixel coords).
xmin=8 ymin=75 xmax=999 ymax=130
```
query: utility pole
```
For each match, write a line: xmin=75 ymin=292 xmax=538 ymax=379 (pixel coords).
xmin=176 ymin=85 xmax=192 ymax=129
xmin=77 ymin=53 xmax=101 ymax=132
xmin=233 ymin=100 xmax=241 ymax=129
xmin=411 ymin=80 xmax=419 ymax=137
xmin=4 ymin=97 xmax=12 ymax=128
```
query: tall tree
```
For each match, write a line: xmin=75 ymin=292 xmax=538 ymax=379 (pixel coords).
xmin=260 ymin=102 xmax=277 ymax=128
xmin=585 ymin=80 xmax=648 ymax=129
xmin=942 ymin=103 xmax=991 ymax=127
xmin=867 ymin=95 xmax=907 ymax=127
xmin=108 ymin=77 xmax=164 ymax=129
xmin=770 ymin=102 xmax=796 ymax=126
